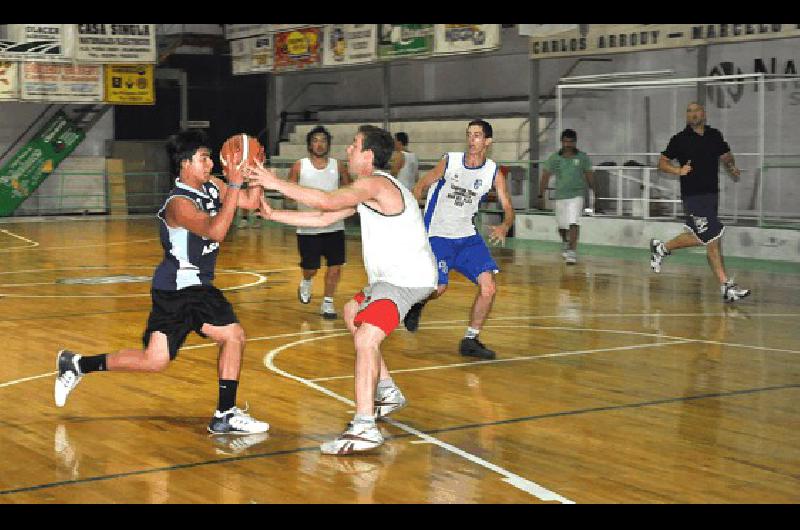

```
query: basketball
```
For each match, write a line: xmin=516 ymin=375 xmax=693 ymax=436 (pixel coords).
xmin=219 ymin=133 xmax=266 ymax=175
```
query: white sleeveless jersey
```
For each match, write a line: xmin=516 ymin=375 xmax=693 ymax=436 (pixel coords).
xmin=424 ymin=152 xmax=497 ymax=238
xmin=357 ymin=171 xmax=437 ymax=288
xmin=396 ymin=151 xmax=419 ymax=190
xmin=296 ymin=157 xmax=344 ymax=235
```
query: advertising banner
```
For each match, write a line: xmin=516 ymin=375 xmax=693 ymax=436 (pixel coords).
xmin=433 ymin=24 xmax=500 ymax=55
xmin=0 ymin=24 xmax=73 ymax=62
xmin=73 ymin=24 xmax=156 ymax=63
xmin=0 ymin=61 xmax=19 ymax=100
xmin=21 ymin=62 xmax=103 ymax=102
xmin=274 ymin=27 xmax=322 ymax=72
xmin=224 ymin=24 xmax=271 ymax=40
xmin=105 ymin=64 xmax=154 ymax=104
xmin=0 ymin=111 xmax=85 ymax=216
xmin=377 ymin=24 xmax=434 ymax=59
xmin=322 ymin=24 xmax=377 ymax=66
xmin=529 ymin=24 xmax=800 ymax=59
xmin=232 ymin=34 xmax=274 ymax=75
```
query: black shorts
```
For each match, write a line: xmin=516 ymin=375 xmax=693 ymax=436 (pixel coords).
xmin=297 ymin=230 xmax=346 ymax=270
xmin=682 ymin=193 xmax=724 ymax=244
xmin=142 ymin=285 xmax=239 ymax=360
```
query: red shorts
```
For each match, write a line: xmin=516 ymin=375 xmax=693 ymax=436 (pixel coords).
xmin=352 ymin=291 xmax=400 ymax=336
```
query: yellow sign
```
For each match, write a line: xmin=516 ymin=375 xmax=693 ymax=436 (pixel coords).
xmin=104 ymin=64 xmax=154 ymax=105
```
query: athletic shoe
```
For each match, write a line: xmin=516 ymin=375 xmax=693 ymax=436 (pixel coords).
xmin=212 ymin=433 xmax=270 ymax=455
xmin=459 ymin=337 xmax=496 ymax=360
xmin=561 ymin=241 xmax=569 ymax=258
xmin=55 ymin=349 xmax=83 ymax=407
xmin=565 ymin=250 xmax=577 ymax=265
xmin=722 ymin=279 xmax=751 ymax=302
xmin=320 ymin=299 xmax=337 ymax=320
xmin=374 ymin=385 xmax=407 ymax=418
xmin=298 ymin=280 xmax=312 ymax=304
xmin=650 ymin=239 xmax=670 ymax=273
xmin=403 ymin=302 xmax=425 ymax=332
xmin=320 ymin=421 xmax=384 ymax=455
xmin=208 ymin=405 xmax=270 ymax=435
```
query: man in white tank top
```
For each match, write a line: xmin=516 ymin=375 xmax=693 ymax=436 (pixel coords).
xmin=287 ymin=126 xmax=350 ymax=319
xmin=389 ymin=131 xmax=419 ymax=190
xmin=410 ymin=119 xmax=516 ymax=360
xmin=246 ymin=125 xmax=436 ymax=456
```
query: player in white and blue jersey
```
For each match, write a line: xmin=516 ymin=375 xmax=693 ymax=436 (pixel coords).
xmin=409 ymin=119 xmax=515 ymax=360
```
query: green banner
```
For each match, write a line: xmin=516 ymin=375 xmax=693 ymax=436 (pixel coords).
xmin=377 ymin=24 xmax=434 ymax=59
xmin=0 ymin=111 xmax=85 ymax=216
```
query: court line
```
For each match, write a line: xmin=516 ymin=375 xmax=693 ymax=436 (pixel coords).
xmin=2 ymin=381 xmax=797 ymax=498
xmin=263 ymin=334 xmax=575 ymax=504
xmin=0 ymin=229 xmax=39 ymax=250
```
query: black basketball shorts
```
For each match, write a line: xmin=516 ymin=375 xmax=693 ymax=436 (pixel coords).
xmin=297 ymin=230 xmax=346 ymax=270
xmin=682 ymin=193 xmax=724 ymax=245
xmin=142 ymin=285 xmax=239 ymax=360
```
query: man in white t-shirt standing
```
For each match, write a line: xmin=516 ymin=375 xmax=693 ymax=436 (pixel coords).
xmin=390 ymin=132 xmax=419 ymax=190
xmin=287 ymin=126 xmax=350 ymax=319
xmin=247 ymin=125 xmax=436 ymax=455
xmin=410 ymin=119 xmax=515 ymax=360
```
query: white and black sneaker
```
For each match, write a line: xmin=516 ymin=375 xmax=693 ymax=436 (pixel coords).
xmin=320 ymin=421 xmax=383 ymax=455
xmin=374 ymin=385 xmax=407 ymax=418
xmin=650 ymin=239 xmax=670 ymax=273
xmin=298 ymin=280 xmax=312 ymax=304
xmin=320 ymin=299 xmax=337 ymax=320
xmin=722 ymin=279 xmax=751 ymax=302
xmin=208 ymin=405 xmax=270 ymax=435
xmin=55 ymin=350 xmax=83 ymax=407
xmin=561 ymin=241 xmax=569 ymax=258
xmin=564 ymin=250 xmax=577 ymax=265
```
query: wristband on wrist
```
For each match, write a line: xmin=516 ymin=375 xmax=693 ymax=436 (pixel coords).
xmin=227 ymin=182 xmax=246 ymax=189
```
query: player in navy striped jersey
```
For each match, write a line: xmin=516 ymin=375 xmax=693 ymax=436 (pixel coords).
xmin=55 ymin=130 xmax=271 ymax=436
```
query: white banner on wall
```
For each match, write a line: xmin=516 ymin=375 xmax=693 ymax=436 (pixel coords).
xmin=231 ymin=34 xmax=273 ymax=75
xmin=224 ymin=24 xmax=271 ymax=40
xmin=0 ymin=24 xmax=74 ymax=62
xmin=530 ymin=24 xmax=800 ymax=59
xmin=21 ymin=62 xmax=103 ymax=102
xmin=0 ymin=61 xmax=19 ymax=100
xmin=73 ymin=24 xmax=156 ymax=63
xmin=433 ymin=24 xmax=500 ymax=55
xmin=322 ymin=24 xmax=377 ymax=66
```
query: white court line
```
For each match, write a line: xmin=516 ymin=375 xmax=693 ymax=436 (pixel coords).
xmin=263 ymin=334 xmax=575 ymax=504
xmin=0 ymin=372 xmax=55 ymax=388
xmin=0 ymin=229 xmax=39 ymax=250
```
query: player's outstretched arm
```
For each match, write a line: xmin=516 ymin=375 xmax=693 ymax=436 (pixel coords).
xmin=412 ymin=158 xmax=446 ymax=201
xmin=256 ymin=195 xmax=355 ymax=227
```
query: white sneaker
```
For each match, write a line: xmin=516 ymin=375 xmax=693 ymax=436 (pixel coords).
xmin=561 ymin=241 xmax=569 ymax=258
xmin=374 ymin=384 xmax=407 ymax=418
xmin=208 ymin=404 xmax=270 ymax=434
xmin=298 ymin=280 xmax=312 ymax=304
xmin=565 ymin=250 xmax=577 ymax=265
xmin=55 ymin=350 xmax=83 ymax=407
xmin=320 ymin=421 xmax=384 ymax=455
xmin=722 ymin=279 xmax=751 ymax=302
xmin=320 ymin=299 xmax=337 ymax=320
xmin=650 ymin=239 xmax=669 ymax=273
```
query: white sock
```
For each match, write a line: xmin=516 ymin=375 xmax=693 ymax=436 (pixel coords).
xmin=377 ymin=378 xmax=395 ymax=392
xmin=323 ymin=296 xmax=333 ymax=303
xmin=353 ymin=413 xmax=376 ymax=425
xmin=301 ymin=279 xmax=312 ymax=287
xmin=465 ymin=327 xmax=480 ymax=339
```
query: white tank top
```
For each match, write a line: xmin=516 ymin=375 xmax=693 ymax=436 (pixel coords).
xmin=357 ymin=171 xmax=437 ymax=288
xmin=396 ymin=151 xmax=418 ymax=190
xmin=296 ymin=157 xmax=344 ymax=235
xmin=424 ymin=152 xmax=497 ymax=238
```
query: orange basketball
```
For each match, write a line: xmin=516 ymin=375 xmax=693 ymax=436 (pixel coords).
xmin=219 ymin=133 xmax=266 ymax=175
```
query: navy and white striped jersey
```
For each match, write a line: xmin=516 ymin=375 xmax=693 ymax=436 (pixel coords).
xmin=152 ymin=178 xmax=222 ymax=291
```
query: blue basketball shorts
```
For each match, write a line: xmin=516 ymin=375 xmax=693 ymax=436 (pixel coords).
xmin=682 ymin=193 xmax=724 ymax=244
xmin=428 ymin=234 xmax=499 ymax=285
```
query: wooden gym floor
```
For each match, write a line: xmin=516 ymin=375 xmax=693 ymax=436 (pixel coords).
xmin=0 ymin=216 xmax=798 ymax=504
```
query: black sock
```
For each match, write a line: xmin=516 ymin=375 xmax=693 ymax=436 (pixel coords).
xmin=217 ymin=379 xmax=239 ymax=413
xmin=77 ymin=354 xmax=107 ymax=374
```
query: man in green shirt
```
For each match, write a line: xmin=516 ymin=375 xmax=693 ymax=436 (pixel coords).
xmin=539 ymin=129 xmax=594 ymax=264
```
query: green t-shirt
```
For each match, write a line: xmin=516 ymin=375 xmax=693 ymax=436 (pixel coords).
xmin=544 ymin=150 xmax=592 ymax=199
